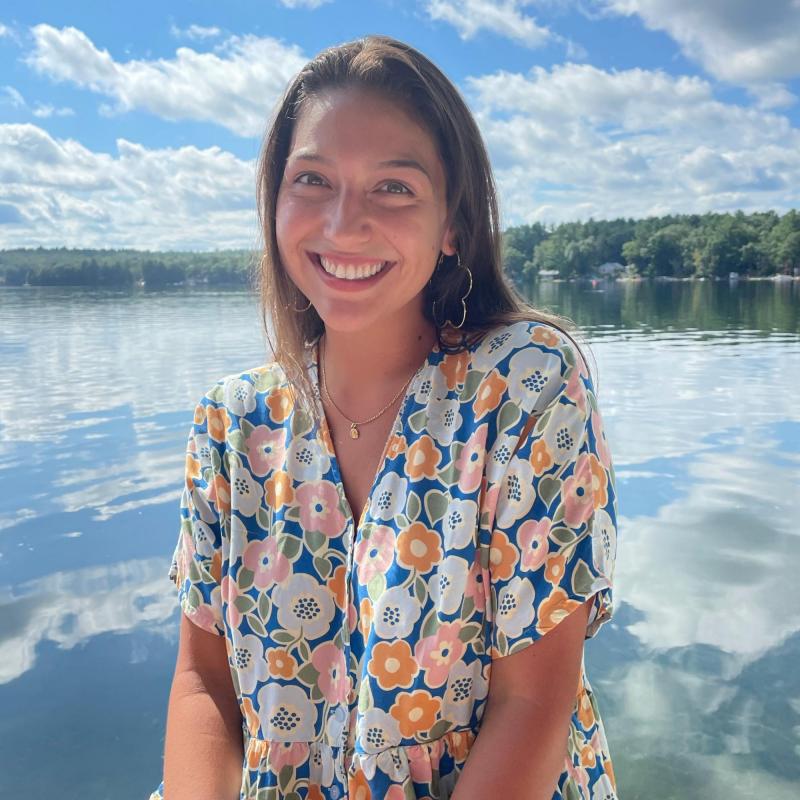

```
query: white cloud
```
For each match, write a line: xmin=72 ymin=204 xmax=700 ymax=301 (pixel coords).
xmin=465 ymin=63 xmax=800 ymax=224
xmin=598 ymin=0 xmax=800 ymax=91
xmin=278 ymin=0 xmax=333 ymax=7
xmin=169 ymin=23 xmax=222 ymax=40
xmin=1 ymin=84 xmax=74 ymax=117
xmin=31 ymin=103 xmax=75 ymax=118
xmin=424 ymin=0 xmax=553 ymax=47
xmin=24 ymin=25 xmax=308 ymax=137
xmin=1 ymin=85 xmax=26 ymax=107
xmin=0 ymin=124 xmax=258 ymax=250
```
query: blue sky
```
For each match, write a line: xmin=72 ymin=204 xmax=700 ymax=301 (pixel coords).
xmin=1 ymin=0 xmax=798 ymax=250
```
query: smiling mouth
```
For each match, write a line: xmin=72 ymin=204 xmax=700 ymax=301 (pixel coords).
xmin=309 ymin=252 xmax=395 ymax=282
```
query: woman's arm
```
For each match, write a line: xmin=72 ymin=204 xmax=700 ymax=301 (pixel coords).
xmin=163 ymin=614 xmax=244 ymax=800
xmin=451 ymin=598 xmax=592 ymax=799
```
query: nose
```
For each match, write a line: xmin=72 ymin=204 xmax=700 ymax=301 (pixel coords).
xmin=323 ymin=187 xmax=371 ymax=246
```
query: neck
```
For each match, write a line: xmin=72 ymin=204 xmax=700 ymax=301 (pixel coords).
xmin=318 ymin=318 xmax=438 ymax=418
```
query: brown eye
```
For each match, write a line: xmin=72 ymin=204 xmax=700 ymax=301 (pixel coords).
xmin=383 ymin=181 xmax=412 ymax=195
xmin=295 ymin=173 xmax=326 ymax=186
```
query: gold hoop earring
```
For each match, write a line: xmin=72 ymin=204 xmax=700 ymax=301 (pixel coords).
xmin=432 ymin=252 xmax=472 ymax=329
xmin=293 ymin=295 xmax=312 ymax=312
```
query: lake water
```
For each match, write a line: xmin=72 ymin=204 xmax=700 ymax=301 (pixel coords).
xmin=1 ymin=279 xmax=798 ymax=799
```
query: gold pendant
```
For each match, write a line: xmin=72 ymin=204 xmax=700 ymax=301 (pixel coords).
xmin=350 ymin=423 xmax=359 ymax=439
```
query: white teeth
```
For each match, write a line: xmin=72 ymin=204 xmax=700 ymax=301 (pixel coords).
xmin=319 ymin=255 xmax=387 ymax=280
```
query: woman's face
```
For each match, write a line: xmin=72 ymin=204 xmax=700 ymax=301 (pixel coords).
xmin=275 ymin=86 xmax=456 ymax=337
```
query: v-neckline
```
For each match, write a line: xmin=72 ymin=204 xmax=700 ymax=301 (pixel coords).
xmin=309 ymin=335 xmax=439 ymax=533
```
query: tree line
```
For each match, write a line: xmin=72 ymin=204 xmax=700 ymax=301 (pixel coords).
xmin=1 ymin=210 xmax=798 ymax=287
xmin=502 ymin=209 xmax=799 ymax=283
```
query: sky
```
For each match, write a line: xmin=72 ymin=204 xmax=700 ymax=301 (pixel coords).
xmin=1 ymin=0 xmax=799 ymax=251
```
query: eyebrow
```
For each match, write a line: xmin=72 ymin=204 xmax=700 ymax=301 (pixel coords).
xmin=289 ymin=151 xmax=432 ymax=183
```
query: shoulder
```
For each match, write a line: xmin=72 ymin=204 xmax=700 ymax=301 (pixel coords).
xmin=467 ymin=319 xmax=588 ymax=416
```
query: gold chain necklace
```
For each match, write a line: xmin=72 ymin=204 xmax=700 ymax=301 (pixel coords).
xmin=318 ymin=337 xmax=419 ymax=440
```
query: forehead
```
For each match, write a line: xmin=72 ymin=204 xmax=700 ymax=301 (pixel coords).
xmin=288 ymin=87 xmax=442 ymax=171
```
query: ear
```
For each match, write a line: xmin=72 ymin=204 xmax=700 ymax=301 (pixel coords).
xmin=440 ymin=224 xmax=458 ymax=257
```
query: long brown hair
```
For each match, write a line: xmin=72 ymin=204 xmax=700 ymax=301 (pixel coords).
xmin=254 ymin=34 xmax=595 ymax=420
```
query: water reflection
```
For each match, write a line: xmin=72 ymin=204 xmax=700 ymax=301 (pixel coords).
xmin=0 ymin=282 xmax=798 ymax=799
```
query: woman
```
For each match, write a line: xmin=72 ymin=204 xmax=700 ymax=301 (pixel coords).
xmin=151 ymin=34 xmax=618 ymax=800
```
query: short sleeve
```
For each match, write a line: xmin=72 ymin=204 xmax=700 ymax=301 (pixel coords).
xmin=168 ymin=391 xmax=229 ymax=637
xmin=487 ymin=339 xmax=617 ymax=658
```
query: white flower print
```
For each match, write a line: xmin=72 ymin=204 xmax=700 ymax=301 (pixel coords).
xmin=471 ymin=321 xmax=533 ymax=373
xmin=258 ymin=683 xmax=318 ymax=741
xmin=543 ymin=399 xmax=586 ymax=466
xmin=592 ymin=507 xmax=616 ymax=579
xmin=228 ymin=511 xmax=248 ymax=559
xmin=369 ymin=473 xmax=409 ymax=522
xmin=494 ymin=456 xmax=536 ymax=529
xmin=373 ymin=586 xmax=421 ymax=639
xmin=229 ymin=631 xmax=269 ymax=695
xmin=412 ymin=373 xmax=434 ymax=404
xmin=442 ymin=498 xmax=479 ymax=551
xmin=442 ymin=659 xmax=488 ymax=726
xmin=358 ymin=708 xmax=402 ymax=754
xmin=229 ymin=464 xmax=263 ymax=517
xmin=495 ymin=576 xmax=535 ymax=640
xmin=506 ymin=347 xmax=563 ymax=412
xmin=309 ymin=741 xmax=335 ymax=787
xmin=286 ymin=435 xmax=331 ymax=482
xmin=426 ymin=395 xmax=462 ymax=447
xmin=194 ymin=431 xmax=212 ymax=465
xmin=428 ymin=555 xmax=469 ymax=615
xmin=485 ymin=431 xmax=516 ymax=483
xmin=377 ymin=747 xmax=406 ymax=782
xmin=591 ymin=773 xmax=617 ymax=800
xmin=189 ymin=514 xmax=217 ymax=559
xmin=223 ymin=377 xmax=257 ymax=416
xmin=273 ymin=573 xmax=335 ymax=640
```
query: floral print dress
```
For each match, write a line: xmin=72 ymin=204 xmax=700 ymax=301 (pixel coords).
xmin=149 ymin=319 xmax=618 ymax=800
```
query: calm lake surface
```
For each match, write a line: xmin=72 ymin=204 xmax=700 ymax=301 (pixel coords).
xmin=1 ymin=279 xmax=798 ymax=800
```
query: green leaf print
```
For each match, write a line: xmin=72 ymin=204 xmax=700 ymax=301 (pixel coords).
xmin=408 ymin=409 xmax=429 ymax=434
xmin=297 ymin=639 xmax=311 ymax=662
xmin=424 ymin=489 xmax=449 ymax=525
xmin=462 ymin=369 xmax=485 ymax=402
xmin=427 ymin=720 xmax=452 ymax=741
xmin=313 ymin=555 xmax=332 ymax=579
xmin=458 ymin=622 xmax=482 ymax=642
xmin=407 ymin=490 xmax=421 ymax=521
xmin=278 ymin=533 xmax=302 ymax=560
xmin=290 ymin=409 xmax=312 ymax=438
xmin=420 ymin=608 xmax=440 ymax=638
xmin=538 ymin=476 xmax=562 ymax=508
xmin=234 ymin=594 xmax=255 ymax=614
xmin=296 ymin=663 xmax=320 ymax=686
xmin=256 ymin=788 xmax=279 ymax=800
xmin=414 ymin=575 xmax=428 ymax=605
xmin=247 ymin=613 xmax=266 ymax=638
xmin=227 ymin=428 xmax=247 ymax=455
xmin=272 ymin=629 xmax=295 ymax=645
xmin=497 ymin=400 xmax=521 ymax=434
xmin=257 ymin=591 xmax=271 ymax=623
xmin=238 ymin=568 xmax=255 ymax=592
xmin=253 ymin=369 xmax=281 ymax=393
xmin=549 ymin=526 xmax=577 ymax=547
xmin=394 ymin=513 xmax=410 ymax=529
xmin=210 ymin=446 xmax=221 ymax=472
xmin=358 ymin=675 xmax=373 ymax=713
xmin=278 ymin=765 xmax=294 ymax=793
xmin=239 ymin=417 xmax=255 ymax=441
xmin=571 ymin=559 xmax=595 ymax=596
xmin=256 ymin=506 xmax=271 ymax=531
xmin=305 ymin=529 xmax=326 ymax=553
xmin=438 ymin=460 xmax=459 ymax=487
xmin=459 ymin=596 xmax=475 ymax=621
xmin=207 ymin=384 xmax=225 ymax=403
xmin=367 ymin=573 xmax=386 ymax=602
xmin=497 ymin=629 xmax=509 ymax=656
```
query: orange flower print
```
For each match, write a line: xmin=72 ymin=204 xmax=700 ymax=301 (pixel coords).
xmin=530 ymin=438 xmax=554 ymax=476
xmin=308 ymin=787 xmax=325 ymax=800
xmin=328 ymin=564 xmax=347 ymax=610
xmin=580 ymin=743 xmax=597 ymax=768
xmin=577 ymin=685 xmax=596 ymax=729
xmin=537 ymin=587 xmax=580 ymax=634
xmin=245 ymin=736 xmax=268 ymax=770
xmin=348 ymin=768 xmax=372 ymax=800
xmin=184 ymin=452 xmax=201 ymax=488
xmin=193 ymin=402 xmax=206 ymax=424
xmin=210 ymin=550 xmax=222 ymax=584
xmin=386 ymin=432 xmax=408 ymax=460
xmin=446 ymin=730 xmax=475 ymax=763
xmin=532 ymin=324 xmax=560 ymax=347
xmin=390 ymin=690 xmax=441 ymax=737
xmin=397 ymin=522 xmax=442 ymax=573
xmin=544 ymin=553 xmax=566 ymax=585
xmin=359 ymin=597 xmax=373 ymax=640
xmin=266 ymin=648 xmax=297 ymax=679
xmin=210 ymin=473 xmax=231 ymax=515
xmin=439 ymin=351 xmax=469 ymax=390
xmin=241 ymin=696 xmax=261 ymax=739
xmin=206 ymin=405 xmax=230 ymax=443
xmin=266 ymin=386 xmax=294 ymax=424
xmin=265 ymin=470 xmax=294 ymax=509
xmin=489 ymin=530 xmax=519 ymax=582
xmin=406 ymin=435 xmax=441 ymax=480
xmin=563 ymin=452 xmax=595 ymax=529
xmin=473 ymin=370 xmax=507 ymax=420
xmin=589 ymin=452 xmax=608 ymax=509
xmin=367 ymin=640 xmax=419 ymax=690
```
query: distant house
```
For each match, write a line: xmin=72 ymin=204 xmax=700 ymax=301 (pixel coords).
xmin=538 ymin=269 xmax=560 ymax=279
xmin=597 ymin=262 xmax=625 ymax=277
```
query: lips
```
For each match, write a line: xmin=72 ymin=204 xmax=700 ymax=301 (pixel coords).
xmin=307 ymin=251 xmax=396 ymax=287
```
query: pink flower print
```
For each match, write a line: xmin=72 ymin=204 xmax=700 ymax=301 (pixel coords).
xmin=464 ymin=553 xmax=487 ymax=613
xmin=519 ymin=518 xmax=550 ymax=572
xmin=385 ymin=787 xmax=407 ymax=800
xmin=414 ymin=622 xmax=466 ymax=688
xmin=406 ymin=744 xmax=433 ymax=783
xmin=270 ymin=741 xmax=310 ymax=771
xmin=295 ymin=481 xmax=347 ymax=537
xmin=591 ymin=409 xmax=612 ymax=469
xmin=563 ymin=452 xmax=595 ymax=528
xmin=311 ymin=642 xmax=349 ymax=704
xmin=243 ymin=537 xmax=290 ymax=590
xmin=565 ymin=360 xmax=588 ymax=415
xmin=479 ymin=478 xmax=500 ymax=528
xmin=188 ymin=603 xmax=218 ymax=633
xmin=454 ymin=424 xmax=488 ymax=493
xmin=354 ymin=526 xmax=396 ymax=584
xmin=246 ymin=426 xmax=285 ymax=477
xmin=221 ymin=574 xmax=243 ymax=629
